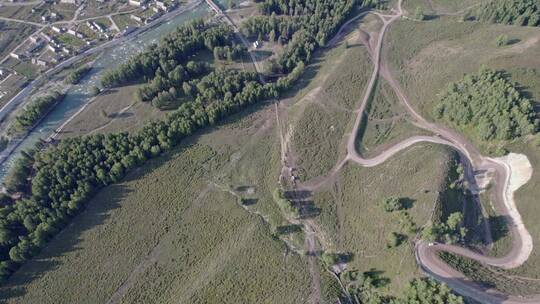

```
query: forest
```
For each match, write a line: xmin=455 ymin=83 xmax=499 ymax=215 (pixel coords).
xmin=476 ymin=0 xmax=540 ymax=26
xmin=0 ymin=0 xmax=363 ymax=282
xmin=12 ymin=91 xmax=65 ymax=132
xmin=100 ymin=20 xmax=234 ymax=89
xmin=434 ymin=68 xmax=538 ymax=141
xmin=341 ymin=272 xmax=463 ymax=304
xmin=243 ymin=0 xmax=361 ymax=73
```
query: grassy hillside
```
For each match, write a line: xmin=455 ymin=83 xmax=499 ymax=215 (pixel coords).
xmin=384 ymin=13 xmax=540 ymax=295
xmin=384 ymin=17 xmax=540 ymax=151
xmin=314 ymin=144 xmax=455 ymax=296
xmin=0 ymin=105 xmax=316 ymax=304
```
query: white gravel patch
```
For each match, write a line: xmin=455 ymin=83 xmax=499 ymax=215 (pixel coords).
xmin=491 ymin=152 xmax=534 ymax=268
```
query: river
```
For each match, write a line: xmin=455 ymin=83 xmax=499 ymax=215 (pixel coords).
xmin=0 ymin=3 xmax=211 ymax=181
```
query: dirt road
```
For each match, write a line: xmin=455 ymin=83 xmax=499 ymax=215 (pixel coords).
xmin=312 ymin=0 xmax=538 ymax=302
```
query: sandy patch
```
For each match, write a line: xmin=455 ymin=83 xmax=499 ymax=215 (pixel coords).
xmin=499 ymin=153 xmax=533 ymax=192
xmin=491 ymin=152 xmax=534 ymax=268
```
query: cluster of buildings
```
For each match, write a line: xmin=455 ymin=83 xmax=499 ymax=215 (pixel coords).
xmin=6 ymin=0 xmax=179 ymax=72
xmin=127 ymin=0 xmax=178 ymax=25
xmin=9 ymin=20 xmax=114 ymax=69
xmin=129 ymin=0 xmax=178 ymax=15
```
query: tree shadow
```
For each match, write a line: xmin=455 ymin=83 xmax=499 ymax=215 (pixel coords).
xmin=298 ymin=202 xmax=321 ymax=219
xmin=423 ymin=14 xmax=439 ymax=21
xmin=507 ymin=38 xmax=521 ymax=45
xmin=364 ymin=268 xmax=390 ymax=288
xmin=252 ymin=50 xmax=273 ymax=62
xmin=487 ymin=215 xmax=510 ymax=243
xmin=235 ymin=185 xmax=255 ymax=193
xmin=275 ymin=224 xmax=302 ymax=235
xmin=110 ymin=112 xmax=134 ymax=119
xmin=501 ymin=69 xmax=539 ymax=108
xmin=0 ymin=184 xmax=131 ymax=301
xmin=283 ymin=190 xmax=311 ymax=200
xmin=400 ymin=197 xmax=415 ymax=210
xmin=241 ymin=198 xmax=258 ymax=206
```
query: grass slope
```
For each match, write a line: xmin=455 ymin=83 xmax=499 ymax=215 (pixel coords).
xmin=314 ymin=144 xmax=455 ymax=296
xmin=0 ymin=105 xmax=313 ymax=304
xmin=384 ymin=15 xmax=540 ymax=294
xmin=288 ymin=35 xmax=372 ymax=182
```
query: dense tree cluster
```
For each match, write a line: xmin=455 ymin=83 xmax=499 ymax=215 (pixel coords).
xmin=422 ymin=212 xmax=467 ymax=244
xmin=3 ymin=151 xmax=34 ymax=194
xmin=101 ymin=20 xmax=235 ymax=88
xmin=341 ymin=269 xmax=463 ymax=304
xmin=399 ymin=278 xmax=464 ymax=304
xmin=134 ymin=60 xmax=210 ymax=108
xmin=434 ymin=68 xmax=539 ymax=141
xmin=65 ymin=65 xmax=92 ymax=85
xmin=242 ymin=0 xmax=359 ymax=73
xmin=477 ymin=0 xmax=540 ymax=27
xmin=13 ymin=91 xmax=64 ymax=131
xmin=241 ymin=14 xmax=303 ymax=44
xmin=213 ymin=44 xmax=246 ymax=61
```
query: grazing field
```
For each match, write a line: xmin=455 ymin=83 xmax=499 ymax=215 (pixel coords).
xmin=83 ymin=0 xmax=134 ymax=19
xmin=0 ymin=5 xmax=39 ymax=22
xmin=111 ymin=14 xmax=139 ymax=31
xmin=384 ymin=17 xmax=540 ymax=151
xmin=58 ymin=84 xmax=166 ymax=138
xmin=6 ymin=58 xmax=38 ymax=79
xmin=1 ymin=104 xmax=320 ymax=304
xmin=402 ymin=0 xmax=480 ymax=17
xmin=287 ymin=33 xmax=372 ymax=182
xmin=384 ymin=17 xmax=540 ymax=118
xmin=313 ymin=144 xmax=456 ymax=295
xmin=506 ymin=140 xmax=540 ymax=279
xmin=356 ymin=78 xmax=429 ymax=157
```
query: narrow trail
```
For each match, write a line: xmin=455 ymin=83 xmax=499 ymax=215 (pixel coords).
xmin=292 ymin=0 xmax=538 ymax=303
xmin=208 ymin=3 xmax=324 ymax=302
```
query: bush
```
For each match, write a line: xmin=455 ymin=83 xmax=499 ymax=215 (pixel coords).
xmin=65 ymin=65 xmax=91 ymax=84
xmin=415 ymin=7 xmax=425 ymax=20
xmin=495 ymin=34 xmax=509 ymax=46
xmin=382 ymin=197 xmax=403 ymax=212
xmin=399 ymin=278 xmax=464 ymax=304
xmin=386 ymin=232 xmax=405 ymax=248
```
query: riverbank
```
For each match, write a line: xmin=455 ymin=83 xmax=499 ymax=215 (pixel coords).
xmin=0 ymin=0 xmax=209 ymax=183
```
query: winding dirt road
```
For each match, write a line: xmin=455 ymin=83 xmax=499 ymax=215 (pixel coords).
xmin=309 ymin=1 xmax=538 ymax=302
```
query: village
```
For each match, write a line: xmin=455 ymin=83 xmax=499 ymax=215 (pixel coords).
xmin=0 ymin=0 xmax=179 ymax=110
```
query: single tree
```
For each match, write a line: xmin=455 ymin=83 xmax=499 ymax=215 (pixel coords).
xmin=415 ymin=7 xmax=425 ymax=20
xmin=495 ymin=34 xmax=509 ymax=46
